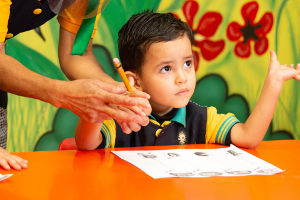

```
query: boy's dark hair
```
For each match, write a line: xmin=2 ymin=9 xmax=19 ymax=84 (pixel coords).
xmin=118 ymin=11 xmax=194 ymax=73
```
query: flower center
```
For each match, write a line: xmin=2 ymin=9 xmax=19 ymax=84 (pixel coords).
xmin=239 ymin=20 xmax=262 ymax=44
xmin=193 ymin=32 xmax=204 ymax=42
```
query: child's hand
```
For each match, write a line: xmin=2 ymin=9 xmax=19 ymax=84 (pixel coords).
xmin=267 ymin=50 xmax=300 ymax=84
xmin=0 ymin=147 xmax=28 ymax=170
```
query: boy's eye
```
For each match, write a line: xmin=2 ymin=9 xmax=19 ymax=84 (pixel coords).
xmin=160 ymin=66 xmax=171 ymax=73
xmin=184 ymin=60 xmax=192 ymax=68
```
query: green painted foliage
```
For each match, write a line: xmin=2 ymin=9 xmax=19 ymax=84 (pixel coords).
xmin=35 ymin=108 xmax=79 ymax=151
xmin=191 ymin=74 xmax=249 ymax=122
xmin=5 ymin=39 xmax=66 ymax=81
xmin=93 ymin=44 xmax=121 ymax=81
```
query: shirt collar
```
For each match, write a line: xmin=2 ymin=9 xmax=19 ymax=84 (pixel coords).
xmin=149 ymin=107 xmax=186 ymax=126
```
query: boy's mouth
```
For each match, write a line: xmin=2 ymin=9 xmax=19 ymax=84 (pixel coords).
xmin=175 ymin=89 xmax=190 ymax=96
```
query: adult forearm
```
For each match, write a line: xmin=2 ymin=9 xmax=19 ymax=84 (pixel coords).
xmin=0 ymin=53 xmax=63 ymax=106
xmin=0 ymin=46 xmax=151 ymax=129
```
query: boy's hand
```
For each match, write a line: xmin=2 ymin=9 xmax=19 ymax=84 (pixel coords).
xmin=0 ymin=148 xmax=28 ymax=170
xmin=268 ymin=50 xmax=300 ymax=84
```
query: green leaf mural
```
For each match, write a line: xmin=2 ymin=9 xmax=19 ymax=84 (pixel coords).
xmin=191 ymin=74 xmax=249 ymax=122
xmin=5 ymin=39 xmax=66 ymax=81
xmin=35 ymin=108 xmax=78 ymax=151
xmin=92 ymin=44 xmax=120 ymax=81
xmin=264 ymin=127 xmax=294 ymax=141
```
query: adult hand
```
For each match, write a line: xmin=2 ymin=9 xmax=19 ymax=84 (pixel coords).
xmin=114 ymin=81 xmax=151 ymax=134
xmin=55 ymin=79 xmax=151 ymax=130
xmin=0 ymin=148 xmax=28 ymax=170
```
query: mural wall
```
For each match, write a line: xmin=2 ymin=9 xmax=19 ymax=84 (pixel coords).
xmin=6 ymin=0 xmax=300 ymax=152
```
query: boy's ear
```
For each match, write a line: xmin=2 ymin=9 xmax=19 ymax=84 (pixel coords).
xmin=125 ymin=71 xmax=142 ymax=90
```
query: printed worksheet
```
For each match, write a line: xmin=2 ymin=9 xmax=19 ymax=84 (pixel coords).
xmin=0 ymin=173 xmax=12 ymax=181
xmin=112 ymin=145 xmax=284 ymax=179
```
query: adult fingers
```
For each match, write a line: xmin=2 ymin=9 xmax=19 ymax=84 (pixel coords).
xmin=101 ymin=104 xmax=142 ymax=124
xmin=140 ymin=104 xmax=152 ymax=116
xmin=78 ymin=107 xmax=111 ymax=123
xmin=116 ymin=106 xmax=145 ymax=132
xmin=128 ymin=90 xmax=151 ymax=100
xmin=98 ymin=78 xmax=150 ymax=100
xmin=101 ymin=90 xmax=151 ymax=109
xmin=7 ymin=158 xmax=22 ymax=170
xmin=134 ymin=110 xmax=150 ymax=126
xmin=128 ymin=91 xmax=152 ymax=112
xmin=0 ymin=159 xmax=10 ymax=170
xmin=127 ymin=121 xmax=142 ymax=132
xmin=126 ymin=105 xmax=147 ymax=118
xmin=79 ymin=103 xmax=145 ymax=124
xmin=128 ymin=76 xmax=135 ymax=88
xmin=113 ymin=104 xmax=149 ymax=134
xmin=98 ymin=80 xmax=129 ymax=94
xmin=118 ymin=105 xmax=150 ymax=126
xmin=11 ymin=155 xmax=28 ymax=169
xmin=119 ymin=122 xmax=132 ymax=134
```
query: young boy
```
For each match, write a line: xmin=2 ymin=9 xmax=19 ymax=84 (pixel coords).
xmin=75 ymin=11 xmax=300 ymax=150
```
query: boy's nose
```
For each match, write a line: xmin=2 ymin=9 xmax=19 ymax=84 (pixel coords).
xmin=175 ymin=70 xmax=188 ymax=85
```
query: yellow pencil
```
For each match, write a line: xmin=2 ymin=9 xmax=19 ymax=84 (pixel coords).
xmin=113 ymin=58 xmax=133 ymax=92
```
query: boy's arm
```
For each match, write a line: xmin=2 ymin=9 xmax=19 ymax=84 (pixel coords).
xmin=75 ymin=119 xmax=105 ymax=150
xmin=231 ymin=50 xmax=300 ymax=148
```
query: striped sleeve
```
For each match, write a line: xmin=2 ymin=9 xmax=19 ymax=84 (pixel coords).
xmin=100 ymin=120 xmax=117 ymax=148
xmin=205 ymin=107 xmax=239 ymax=145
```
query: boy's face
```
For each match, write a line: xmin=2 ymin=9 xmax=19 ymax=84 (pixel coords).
xmin=136 ymin=34 xmax=196 ymax=115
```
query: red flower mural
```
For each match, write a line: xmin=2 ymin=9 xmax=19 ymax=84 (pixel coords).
xmin=174 ymin=0 xmax=225 ymax=70
xmin=227 ymin=1 xmax=273 ymax=58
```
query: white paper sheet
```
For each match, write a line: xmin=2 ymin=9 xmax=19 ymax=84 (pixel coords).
xmin=112 ymin=145 xmax=284 ymax=179
xmin=0 ymin=173 xmax=12 ymax=181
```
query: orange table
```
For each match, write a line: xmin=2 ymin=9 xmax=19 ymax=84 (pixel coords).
xmin=1 ymin=140 xmax=300 ymax=200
